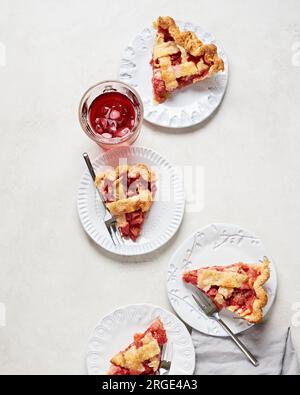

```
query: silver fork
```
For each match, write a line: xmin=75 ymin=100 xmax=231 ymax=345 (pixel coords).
xmin=83 ymin=153 xmax=124 ymax=246
xmin=159 ymin=342 xmax=173 ymax=375
xmin=192 ymin=289 xmax=259 ymax=367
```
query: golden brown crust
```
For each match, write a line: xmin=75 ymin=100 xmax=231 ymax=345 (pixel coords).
xmin=159 ymin=56 xmax=178 ymax=91
xmin=197 ymin=269 xmax=248 ymax=289
xmin=153 ymin=41 xmax=180 ymax=60
xmin=240 ymin=257 xmax=270 ymax=323
xmin=154 ymin=16 xmax=182 ymax=43
xmin=106 ymin=190 xmax=153 ymax=217
xmin=111 ymin=333 xmax=160 ymax=373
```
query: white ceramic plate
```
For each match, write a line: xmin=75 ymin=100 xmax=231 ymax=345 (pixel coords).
xmin=86 ymin=304 xmax=195 ymax=375
xmin=167 ymin=224 xmax=277 ymax=337
xmin=119 ymin=20 xmax=229 ymax=128
xmin=77 ymin=146 xmax=185 ymax=256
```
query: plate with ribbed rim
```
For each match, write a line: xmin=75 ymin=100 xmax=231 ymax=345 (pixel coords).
xmin=167 ymin=224 xmax=277 ymax=337
xmin=77 ymin=146 xmax=185 ymax=256
xmin=86 ymin=304 xmax=195 ymax=375
xmin=119 ymin=20 xmax=229 ymax=128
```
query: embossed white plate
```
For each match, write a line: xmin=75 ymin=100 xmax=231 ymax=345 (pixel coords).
xmin=119 ymin=20 xmax=229 ymax=128
xmin=86 ymin=304 xmax=195 ymax=375
xmin=77 ymin=146 xmax=185 ymax=256
xmin=167 ymin=224 xmax=277 ymax=336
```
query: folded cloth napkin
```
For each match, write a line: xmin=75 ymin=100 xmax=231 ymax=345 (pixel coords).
xmin=192 ymin=320 xmax=300 ymax=375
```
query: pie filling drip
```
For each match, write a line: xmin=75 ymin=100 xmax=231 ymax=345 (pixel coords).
xmin=151 ymin=16 xmax=225 ymax=103
xmin=108 ymin=318 xmax=168 ymax=376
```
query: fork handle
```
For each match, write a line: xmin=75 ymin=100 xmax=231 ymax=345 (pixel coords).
xmin=216 ymin=317 xmax=259 ymax=367
xmin=83 ymin=153 xmax=107 ymax=206
xmin=83 ymin=153 xmax=96 ymax=181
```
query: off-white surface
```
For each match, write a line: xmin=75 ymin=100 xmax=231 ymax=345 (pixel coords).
xmin=0 ymin=0 xmax=300 ymax=375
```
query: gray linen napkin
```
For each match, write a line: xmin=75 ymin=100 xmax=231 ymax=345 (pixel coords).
xmin=192 ymin=321 xmax=300 ymax=375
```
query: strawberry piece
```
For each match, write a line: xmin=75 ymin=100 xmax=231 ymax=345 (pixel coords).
xmin=129 ymin=225 xmax=141 ymax=241
xmin=207 ymin=287 xmax=218 ymax=297
xmin=131 ymin=211 xmax=143 ymax=219
xmin=182 ymin=270 xmax=198 ymax=286
xmin=142 ymin=364 xmax=154 ymax=375
xmin=120 ymin=224 xmax=130 ymax=237
xmin=131 ymin=212 xmax=145 ymax=226
xmin=147 ymin=320 xmax=168 ymax=345
xmin=108 ymin=365 xmax=130 ymax=375
xmin=152 ymin=75 xmax=167 ymax=102
xmin=125 ymin=213 xmax=132 ymax=222
xmin=134 ymin=333 xmax=144 ymax=344
xmin=170 ymin=52 xmax=182 ymax=66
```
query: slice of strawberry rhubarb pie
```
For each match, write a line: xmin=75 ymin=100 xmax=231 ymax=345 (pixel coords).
xmin=108 ymin=318 xmax=168 ymax=375
xmin=183 ymin=257 xmax=270 ymax=323
xmin=95 ymin=164 xmax=156 ymax=241
xmin=151 ymin=16 xmax=224 ymax=103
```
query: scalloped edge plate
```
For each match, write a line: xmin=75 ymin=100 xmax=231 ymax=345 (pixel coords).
xmin=119 ymin=20 xmax=229 ymax=128
xmin=167 ymin=224 xmax=277 ymax=337
xmin=77 ymin=146 xmax=185 ymax=256
xmin=86 ymin=304 xmax=195 ymax=375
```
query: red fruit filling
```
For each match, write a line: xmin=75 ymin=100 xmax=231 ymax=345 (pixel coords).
xmin=158 ymin=27 xmax=174 ymax=42
xmin=170 ymin=52 xmax=182 ymax=66
xmin=120 ymin=211 xmax=146 ymax=241
xmin=152 ymin=71 xmax=168 ymax=103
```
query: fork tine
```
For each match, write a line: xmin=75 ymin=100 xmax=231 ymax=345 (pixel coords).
xmin=161 ymin=343 xmax=168 ymax=361
xmin=192 ymin=288 xmax=218 ymax=317
xmin=192 ymin=294 xmax=206 ymax=311
xmin=159 ymin=342 xmax=173 ymax=375
xmin=163 ymin=342 xmax=173 ymax=362
xmin=112 ymin=223 xmax=124 ymax=245
xmin=111 ymin=225 xmax=121 ymax=246
xmin=193 ymin=289 xmax=208 ymax=306
xmin=111 ymin=224 xmax=121 ymax=245
xmin=107 ymin=225 xmax=117 ymax=246
xmin=195 ymin=288 xmax=213 ymax=307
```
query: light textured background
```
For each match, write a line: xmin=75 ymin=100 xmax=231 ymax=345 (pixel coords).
xmin=0 ymin=0 xmax=300 ymax=375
